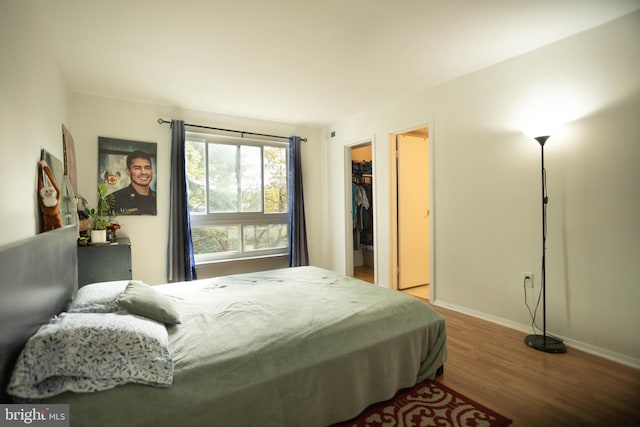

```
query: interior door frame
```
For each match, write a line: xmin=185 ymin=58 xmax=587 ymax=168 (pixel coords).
xmin=388 ymin=120 xmax=435 ymax=301
xmin=344 ymin=136 xmax=376 ymax=283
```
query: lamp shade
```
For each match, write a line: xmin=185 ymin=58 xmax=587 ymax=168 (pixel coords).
xmin=521 ymin=117 xmax=564 ymax=140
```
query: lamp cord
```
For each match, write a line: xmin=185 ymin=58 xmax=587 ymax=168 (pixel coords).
xmin=524 ymin=274 xmax=543 ymax=334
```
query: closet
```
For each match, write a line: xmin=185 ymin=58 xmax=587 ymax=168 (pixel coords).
xmin=351 ymin=145 xmax=374 ymax=283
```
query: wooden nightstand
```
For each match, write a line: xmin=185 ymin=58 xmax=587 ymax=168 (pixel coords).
xmin=77 ymin=237 xmax=132 ymax=287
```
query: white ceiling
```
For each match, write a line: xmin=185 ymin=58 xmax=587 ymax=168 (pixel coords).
xmin=26 ymin=0 xmax=640 ymax=127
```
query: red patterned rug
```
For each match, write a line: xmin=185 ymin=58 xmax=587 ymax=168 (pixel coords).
xmin=332 ymin=380 xmax=512 ymax=427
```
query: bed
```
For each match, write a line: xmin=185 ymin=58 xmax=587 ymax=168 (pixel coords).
xmin=1 ymin=225 xmax=447 ymax=426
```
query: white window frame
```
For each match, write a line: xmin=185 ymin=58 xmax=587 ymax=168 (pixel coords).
xmin=186 ymin=131 xmax=289 ymax=263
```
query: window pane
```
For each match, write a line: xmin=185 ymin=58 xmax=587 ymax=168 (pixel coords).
xmin=243 ymin=224 xmax=288 ymax=251
xmin=187 ymin=132 xmax=290 ymax=262
xmin=208 ymin=144 xmax=238 ymax=212
xmin=263 ymin=146 xmax=288 ymax=213
xmin=191 ymin=225 xmax=240 ymax=255
xmin=186 ymin=140 xmax=206 ymax=214
xmin=240 ymin=145 xmax=262 ymax=212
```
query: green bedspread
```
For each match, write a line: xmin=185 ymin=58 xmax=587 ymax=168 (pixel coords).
xmin=45 ymin=266 xmax=447 ymax=426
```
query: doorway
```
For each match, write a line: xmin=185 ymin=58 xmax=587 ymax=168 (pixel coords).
xmin=347 ymin=142 xmax=375 ymax=284
xmin=389 ymin=127 xmax=431 ymax=300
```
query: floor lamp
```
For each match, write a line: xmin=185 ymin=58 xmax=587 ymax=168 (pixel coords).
xmin=523 ymin=133 xmax=567 ymax=354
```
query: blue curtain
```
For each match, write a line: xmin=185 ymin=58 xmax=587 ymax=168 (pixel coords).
xmin=167 ymin=120 xmax=197 ymax=281
xmin=288 ymin=136 xmax=309 ymax=267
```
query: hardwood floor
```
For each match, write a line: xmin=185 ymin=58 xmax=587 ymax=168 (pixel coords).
xmin=418 ymin=302 xmax=640 ymax=426
xmin=353 ymin=265 xmax=374 ymax=283
xmin=400 ymin=284 xmax=429 ymax=300
xmin=353 ymin=267 xmax=430 ymax=303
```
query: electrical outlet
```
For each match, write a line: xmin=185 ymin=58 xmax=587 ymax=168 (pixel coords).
xmin=522 ymin=272 xmax=534 ymax=288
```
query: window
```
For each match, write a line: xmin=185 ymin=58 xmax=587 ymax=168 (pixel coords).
xmin=186 ymin=132 xmax=289 ymax=262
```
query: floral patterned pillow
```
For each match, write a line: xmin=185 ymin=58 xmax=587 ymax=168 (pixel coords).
xmin=8 ymin=312 xmax=173 ymax=399
xmin=68 ymin=281 xmax=130 ymax=313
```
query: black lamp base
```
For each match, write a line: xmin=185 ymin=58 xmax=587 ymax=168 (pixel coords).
xmin=524 ymin=334 xmax=567 ymax=354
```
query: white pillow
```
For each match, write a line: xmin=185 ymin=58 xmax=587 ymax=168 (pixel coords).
xmin=8 ymin=312 xmax=173 ymax=399
xmin=68 ymin=281 xmax=129 ymax=313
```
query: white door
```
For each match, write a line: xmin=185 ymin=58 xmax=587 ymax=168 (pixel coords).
xmin=397 ymin=134 xmax=430 ymax=289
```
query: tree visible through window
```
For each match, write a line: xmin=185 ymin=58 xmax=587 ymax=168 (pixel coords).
xmin=186 ymin=132 xmax=289 ymax=262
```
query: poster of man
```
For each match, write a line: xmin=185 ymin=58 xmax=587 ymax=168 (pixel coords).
xmin=98 ymin=137 xmax=157 ymax=215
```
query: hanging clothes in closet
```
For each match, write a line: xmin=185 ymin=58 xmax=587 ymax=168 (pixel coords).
xmin=352 ymin=161 xmax=373 ymax=250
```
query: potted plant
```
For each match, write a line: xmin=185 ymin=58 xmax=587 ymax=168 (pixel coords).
xmin=87 ymin=184 xmax=115 ymax=243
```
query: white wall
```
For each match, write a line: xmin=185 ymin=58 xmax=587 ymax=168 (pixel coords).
xmin=0 ymin=0 xmax=70 ymax=245
xmin=71 ymin=94 xmax=327 ymax=284
xmin=327 ymin=11 xmax=640 ymax=366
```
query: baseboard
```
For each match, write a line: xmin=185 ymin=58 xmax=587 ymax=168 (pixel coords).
xmin=432 ymin=300 xmax=640 ymax=370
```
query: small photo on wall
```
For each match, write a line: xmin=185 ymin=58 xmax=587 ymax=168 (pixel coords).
xmin=98 ymin=137 xmax=157 ymax=215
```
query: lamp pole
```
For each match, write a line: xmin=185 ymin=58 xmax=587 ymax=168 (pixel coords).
xmin=524 ymin=135 xmax=567 ymax=353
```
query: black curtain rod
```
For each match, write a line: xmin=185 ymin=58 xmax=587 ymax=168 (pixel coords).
xmin=157 ymin=118 xmax=307 ymax=142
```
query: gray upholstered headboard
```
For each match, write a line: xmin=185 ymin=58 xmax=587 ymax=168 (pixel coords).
xmin=0 ymin=225 xmax=77 ymax=403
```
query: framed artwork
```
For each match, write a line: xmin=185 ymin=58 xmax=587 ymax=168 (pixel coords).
xmin=98 ymin=137 xmax=157 ymax=216
xmin=39 ymin=149 xmax=64 ymax=187
xmin=62 ymin=124 xmax=78 ymax=195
